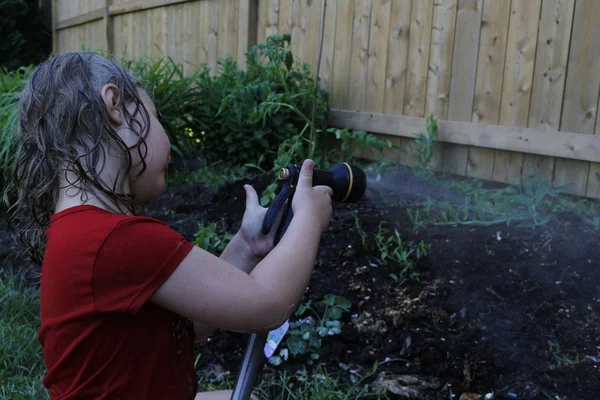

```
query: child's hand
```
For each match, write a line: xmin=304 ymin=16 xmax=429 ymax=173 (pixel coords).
xmin=291 ymin=159 xmax=333 ymax=234
xmin=239 ymin=184 xmax=280 ymax=259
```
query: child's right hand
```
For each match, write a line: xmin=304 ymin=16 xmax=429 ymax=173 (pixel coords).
xmin=291 ymin=159 xmax=333 ymax=234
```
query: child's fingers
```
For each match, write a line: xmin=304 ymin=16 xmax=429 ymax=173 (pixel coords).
xmin=244 ymin=184 xmax=260 ymax=209
xmin=296 ymin=159 xmax=314 ymax=189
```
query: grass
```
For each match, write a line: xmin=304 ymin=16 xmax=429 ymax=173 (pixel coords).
xmin=0 ymin=269 xmax=49 ymax=400
xmin=0 ymin=268 xmax=385 ymax=399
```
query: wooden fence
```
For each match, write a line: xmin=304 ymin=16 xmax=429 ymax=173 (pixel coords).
xmin=52 ymin=0 xmax=600 ymax=199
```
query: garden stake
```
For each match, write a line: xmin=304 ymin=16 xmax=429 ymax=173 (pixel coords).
xmin=230 ymin=162 xmax=367 ymax=400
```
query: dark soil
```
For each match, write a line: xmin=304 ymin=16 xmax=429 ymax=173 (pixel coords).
xmin=2 ymin=164 xmax=599 ymax=399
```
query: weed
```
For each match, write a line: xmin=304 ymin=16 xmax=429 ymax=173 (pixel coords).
xmin=192 ymin=222 xmax=234 ymax=254
xmin=547 ymin=340 xmax=584 ymax=368
xmin=406 ymin=208 xmax=426 ymax=233
xmin=375 ymin=223 xmax=430 ymax=282
xmin=412 ymin=114 xmax=439 ymax=177
xmin=255 ymin=363 xmax=387 ymax=399
xmin=353 ymin=215 xmax=369 ymax=251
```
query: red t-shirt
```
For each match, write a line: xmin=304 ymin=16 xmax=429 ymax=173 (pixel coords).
xmin=39 ymin=205 xmax=197 ymax=399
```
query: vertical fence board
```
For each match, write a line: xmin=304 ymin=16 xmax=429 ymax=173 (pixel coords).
xmin=493 ymin=0 xmax=541 ymax=185
xmin=365 ymin=0 xmax=392 ymax=113
xmin=218 ymin=0 xmax=238 ymax=61
xmin=278 ymin=0 xmax=292 ymax=35
xmin=444 ymin=0 xmax=482 ymax=176
xmin=266 ymin=0 xmax=280 ymax=38
xmin=555 ymin=0 xmax=600 ymax=196
xmin=348 ymin=0 xmax=373 ymax=111
xmin=290 ymin=0 xmax=307 ymax=63
xmin=524 ymin=0 xmax=574 ymax=183
xmin=318 ymin=0 xmax=337 ymax=96
xmin=383 ymin=0 xmax=411 ymax=115
xmin=304 ymin=0 xmax=322 ymax=77
xmin=426 ymin=0 xmax=457 ymax=120
xmin=331 ymin=0 xmax=354 ymax=108
xmin=204 ymin=0 xmax=219 ymax=75
xmin=425 ymin=0 xmax=457 ymax=171
xmin=467 ymin=0 xmax=510 ymax=180
xmin=403 ymin=0 xmax=433 ymax=118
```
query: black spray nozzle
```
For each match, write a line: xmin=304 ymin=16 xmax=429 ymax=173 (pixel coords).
xmin=262 ymin=162 xmax=367 ymax=243
xmin=278 ymin=162 xmax=367 ymax=203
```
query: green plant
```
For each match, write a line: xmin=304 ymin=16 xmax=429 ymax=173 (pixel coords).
xmin=194 ymin=34 xmax=328 ymax=170
xmin=123 ymin=55 xmax=207 ymax=160
xmin=375 ymin=223 xmax=430 ymax=282
xmin=0 ymin=269 xmax=49 ymax=399
xmin=406 ymin=208 xmax=426 ymax=233
xmin=547 ymin=340 xmax=584 ymax=368
xmin=0 ymin=66 xmax=34 ymax=202
xmin=325 ymin=127 xmax=392 ymax=166
xmin=353 ymin=215 xmax=369 ymax=251
xmin=268 ymin=294 xmax=352 ymax=366
xmin=192 ymin=222 xmax=234 ymax=254
xmin=256 ymin=363 xmax=387 ymax=399
xmin=412 ymin=114 xmax=439 ymax=177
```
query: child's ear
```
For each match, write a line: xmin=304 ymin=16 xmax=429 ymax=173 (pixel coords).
xmin=101 ymin=84 xmax=123 ymax=125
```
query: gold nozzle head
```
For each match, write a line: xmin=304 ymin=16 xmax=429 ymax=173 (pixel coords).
xmin=278 ymin=168 xmax=290 ymax=180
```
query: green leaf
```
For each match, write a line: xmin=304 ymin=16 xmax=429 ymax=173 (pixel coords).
xmin=285 ymin=51 xmax=294 ymax=71
xmin=268 ymin=356 xmax=282 ymax=366
xmin=287 ymin=336 xmax=305 ymax=355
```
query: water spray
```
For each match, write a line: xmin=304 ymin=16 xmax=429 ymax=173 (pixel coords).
xmin=230 ymin=162 xmax=367 ymax=400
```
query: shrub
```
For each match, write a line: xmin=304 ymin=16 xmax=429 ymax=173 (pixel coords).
xmin=194 ymin=34 xmax=328 ymax=169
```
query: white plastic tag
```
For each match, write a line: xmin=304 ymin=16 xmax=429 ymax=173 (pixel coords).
xmin=264 ymin=320 xmax=290 ymax=358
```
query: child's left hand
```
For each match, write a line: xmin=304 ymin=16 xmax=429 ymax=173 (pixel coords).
xmin=238 ymin=184 xmax=281 ymax=259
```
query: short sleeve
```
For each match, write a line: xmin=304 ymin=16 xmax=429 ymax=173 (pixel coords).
xmin=92 ymin=217 xmax=194 ymax=315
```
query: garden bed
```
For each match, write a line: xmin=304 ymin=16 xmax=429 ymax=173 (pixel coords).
xmin=2 ymin=164 xmax=599 ymax=399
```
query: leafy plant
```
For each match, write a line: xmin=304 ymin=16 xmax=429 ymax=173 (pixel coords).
xmin=192 ymin=222 xmax=234 ymax=254
xmin=353 ymin=215 xmax=369 ymax=251
xmin=412 ymin=114 xmax=439 ymax=177
xmin=194 ymin=34 xmax=328 ymax=169
xmin=268 ymin=294 xmax=352 ymax=366
xmin=375 ymin=223 xmax=430 ymax=282
xmin=124 ymin=55 xmax=206 ymax=160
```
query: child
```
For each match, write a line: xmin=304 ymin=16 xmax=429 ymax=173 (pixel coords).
xmin=3 ymin=52 xmax=333 ymax=399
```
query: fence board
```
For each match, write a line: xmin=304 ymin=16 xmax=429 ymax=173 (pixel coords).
xmin=328 ymin=110 xmax=600 ymax=163
xmin=383 ymin=0 xmax=411 ymax=115
xmin=277 ymin=0 xmax=292 ymax=36
xmin=331 ymin=0 xmax=354 ymax=109
xmin=304 ymin=0 xmax=322 ymax=77
xmin=444 ymin=0 xmax=482 ymax=176
xmin=348 ymin=0 xmax=373 ymax=111
xmin=524 ymin=0 xmax=574 ymax=183
xmin=290 ymin=0 xmax=307 ymax=64
xmin=218 ymin=0 xmax=238 ymax=60
xmin=426 ymin=0 xmax=457 ymax=120
xmin=403 ymin=0 xmax=433 ymax=118
xmin=424 ymin=0 xmax=456 ymax=171
xmin=318 ymin=0 xmax=337 ymax=96
xmin=467 ymin=0 xmax=510 ymax=180
xmin=493 ymin=0 xmax=541 ymax=185
xmin=365 ymin=0 xmax=392 ymax=113
xmin=556 ymin=0 xmax=600 ymax=196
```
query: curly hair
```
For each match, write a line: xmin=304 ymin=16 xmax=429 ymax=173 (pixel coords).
xmin=3 ymin=52 xmax=152 ymax=265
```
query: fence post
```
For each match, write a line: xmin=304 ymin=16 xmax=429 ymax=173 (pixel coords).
xmin=51 ymin=0 xmax=59 ymax=55
xmin=238 ymin=0 xmax=259 ymax=70
xmin=104 ymin=0 xmax=114 ymax=55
